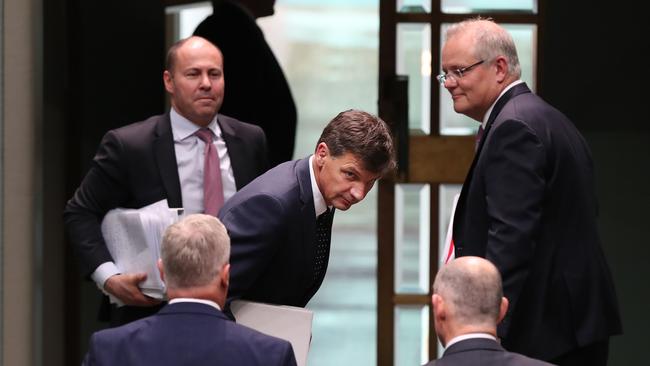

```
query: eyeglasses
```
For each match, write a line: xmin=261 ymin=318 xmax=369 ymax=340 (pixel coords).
xmin=436 ymin=60 xmax=485 ymax=85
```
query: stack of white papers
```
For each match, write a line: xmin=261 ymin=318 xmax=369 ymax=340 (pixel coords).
xmin=231 ymin=300 xmax=314 ymax=366
xmin=101 ymin=199 xmax=182 ymax=300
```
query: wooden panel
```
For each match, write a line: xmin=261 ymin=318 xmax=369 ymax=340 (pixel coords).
xmin=393 ymin=294 xmax=432 ymax=305
xmin=408 ymin=135 xmax=475 ymax=183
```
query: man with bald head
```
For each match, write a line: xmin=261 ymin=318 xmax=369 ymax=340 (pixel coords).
xmin=441 ymin=17 xmax=621 ymax=365
xmin=426 ymin=257 xmax=552 ymax=366
xmin=65 ymin=36 xmax=269 ymax=325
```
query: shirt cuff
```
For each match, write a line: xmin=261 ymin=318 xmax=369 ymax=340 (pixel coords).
xmin=91 ymin=262 xmax=120 ymax=291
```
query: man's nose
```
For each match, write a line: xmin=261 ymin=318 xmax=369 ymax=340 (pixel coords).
xmin=350 ymin=184 xmax=367 ymax=202
xmin=199 ymin=73 xmax=211 ymax=89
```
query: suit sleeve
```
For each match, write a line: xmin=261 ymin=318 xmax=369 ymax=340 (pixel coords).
xmin=482 ymin=119 xmax=546 ymax=336
xmin=63 ymin=130 xmax=131 ymax=277
xmin=219 ymin=193 xmax=288 ymax=304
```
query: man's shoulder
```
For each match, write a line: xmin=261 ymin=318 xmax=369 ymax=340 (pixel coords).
xmin=108 ymin=113 xmax=168 ymax=139
xmin=218 ymin=113 xmax=264 ymax=136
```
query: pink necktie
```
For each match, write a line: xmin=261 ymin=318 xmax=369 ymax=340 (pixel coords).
xmin=195 ymin=128 xmax=224 ymax=216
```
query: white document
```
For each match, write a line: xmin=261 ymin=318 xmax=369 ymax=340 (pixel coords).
xmin=441 ymin=193 xmax=460 ymax=266
xmin=101 ymin=199 xmax=182 ymax=300
xmin=231 ymin=300 xmax=313 ymax=366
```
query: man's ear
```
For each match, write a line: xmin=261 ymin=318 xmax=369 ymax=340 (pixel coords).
xmin=315 ymin=142 xmax=329 ymax=166
xmin=220 ymin=263 xmax=230 ymax=289
xmin=432 ymin=293 xmax=445 ymax=320
xmin=157 ymin=258 xmax=165 ymax=283
xmin=497 ymin=296 xmax=509 ymax=324
xmin=494 ymin=56 xmax=509 ymax=83
xmin=163 ymin=70 xmax=174 ymax=94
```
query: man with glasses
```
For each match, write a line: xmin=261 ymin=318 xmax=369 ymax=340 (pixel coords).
xmin=440 ymin=18 xmax=621 ymax=366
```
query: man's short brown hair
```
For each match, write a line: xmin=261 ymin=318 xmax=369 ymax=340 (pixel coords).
xmin=316 ymin=109 xmax=396 ymax=176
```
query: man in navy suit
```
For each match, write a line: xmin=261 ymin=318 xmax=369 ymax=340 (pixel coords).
xmin=82 ymin=214 xmax=297 ymax=366
xmin=219 ymin=109 xmax=396 ymax=309
xmin=426 ymin=256 xmax=552 ymax=366
xmin=440 ymin=18 xmax=622 ymax=364
xmin=64 ymin=36 xmax=269 ymax=325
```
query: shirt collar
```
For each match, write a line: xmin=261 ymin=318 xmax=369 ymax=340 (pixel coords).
xmin=309 ymin=155 xmax=329 ymax=217
xmin=170 ymin=107 xmax=221 ymax=142
xmin=481 ymin=79 xmax=525 ymax=129
xmin=445 ymin=332 xmax=497 ymax=349
xmin=168 ymin=297 xmax=221 ymax=311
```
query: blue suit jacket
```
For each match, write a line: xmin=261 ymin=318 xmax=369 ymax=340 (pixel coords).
xmin=425 ymin=338 xmax=553 ymax=366
xmin=219 ymin=157 xmax=334 ymax=308
xmin=82 ymin=302 xmax=296 ymax=366
xmin=452 ymin=83 xmax=622 ymax=359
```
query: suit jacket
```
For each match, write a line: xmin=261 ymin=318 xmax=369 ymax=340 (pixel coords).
xmin=425 ymin=338 xmax=554 ymax=366
xmin=452 ymin=83 xmax=622 ymax=360
xmin=194 ymin=0 xmax=297 ymax=167
xmin=65 ymin=112 xmax=268 ymax=277
xmin=82 ymin=302 xmax=297 ymax=366
xmin=219 ymin=157 xmax=334 ymax=308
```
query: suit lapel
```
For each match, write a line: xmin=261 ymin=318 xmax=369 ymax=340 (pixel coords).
xmin=453 ymin=83 xmax=531 ymax=244
xmin=218 ymin=115 xmax=247 ymax=190
xmin=296 ymin=158 xmax=320 ymax=299
xmin=153 ymin=113 xmax=183 ymax=208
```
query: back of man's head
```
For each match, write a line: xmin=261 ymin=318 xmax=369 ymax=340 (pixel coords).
xmin=316 ymin=109 xmax=396 ymax=176
xmin=161 ymin=214 xmax=230 ymax=290
xmin=433 ymin=256 xmax=503 ymax=329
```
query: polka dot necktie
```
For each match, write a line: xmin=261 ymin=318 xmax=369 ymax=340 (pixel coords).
xmin=313 ymin=208 xmax=333 ymax=283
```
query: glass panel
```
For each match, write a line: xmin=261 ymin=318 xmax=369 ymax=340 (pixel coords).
xmin=395 ymin=305 xmax=430 ymax=366
xmin=442 ymin=0 xmax=537 ymax=14
xmin=439 ymin=24 xmax=537 ymax=135
xmin=395 ymin=184 xmax=430 ymax=294
xmin=397 ymin=23 xmax=431 ymax=135
xmin=397 ymin=0 xmax=432 ymax=13
xmin=165 ymin=2 xmax=213 ymax=40
xmin=438 ymin=184 xmax=461 ymax=265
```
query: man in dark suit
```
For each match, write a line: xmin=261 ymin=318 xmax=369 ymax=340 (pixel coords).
xmin=194 ymin=0 xmax=297 ymax=167
xmin=426 ymin=256 xmax=552 ymax=366
xmin=440 ymin=18 xmax=622 ymax=365
xmin=64 ymin=36 xmax=268 ymax=325
xmin=219 ymin=109 xmax=395 ymax=309
xmin=82 ymin=214 xmax=297 ymax=366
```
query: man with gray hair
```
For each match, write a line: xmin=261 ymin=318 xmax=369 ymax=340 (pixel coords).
xmin=441 ymin=17 xmax=621 ymax=365
xmin=82 ymin=214 xmax=297 ymax=366
xmin=426 ymin=257 xmax=552 ymax=366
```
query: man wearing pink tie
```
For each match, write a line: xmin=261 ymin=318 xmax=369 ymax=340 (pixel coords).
xmin=64 ymin=36 xmax=268 ymax=326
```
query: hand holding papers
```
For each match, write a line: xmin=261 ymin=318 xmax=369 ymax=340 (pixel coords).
xmin=231 ymin=300 xmax=313 ymax=366
xmin=101 ymin=200 xmax=182 ymax=301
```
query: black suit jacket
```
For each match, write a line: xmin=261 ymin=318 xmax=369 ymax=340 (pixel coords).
xmin=194 ymin=0 xmax=297 ymax=167
xmin=82 ymin=302 xmax=297 ymax=366
xmin=64 ymin=112 xmax=268 ymax=278
xmin=219 ymin=157 xmax=334 ymax=308
xmin=452 ymin=83 xmax=622 ymax=360
xmin=425 ymin=338 xmax=554 ymax=366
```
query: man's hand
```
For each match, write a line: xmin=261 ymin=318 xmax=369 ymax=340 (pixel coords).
xmin=104 ymin=273 xmax=161 ymax=306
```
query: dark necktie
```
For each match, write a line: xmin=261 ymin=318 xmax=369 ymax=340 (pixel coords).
xmin=195 ymin=128 xmax=224 ymax=216
xmin=475 ymin=125 xmax=485 ymax=151
xmin=313 ymin=208 xmax=333 ymax=283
